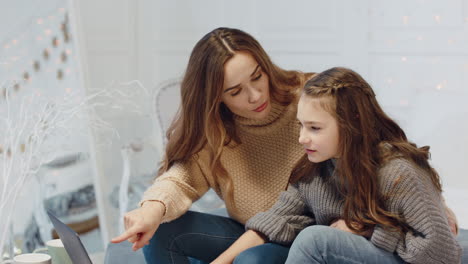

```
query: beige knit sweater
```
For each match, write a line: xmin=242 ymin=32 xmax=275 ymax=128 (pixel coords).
xmin=140 ymin=99 xmax=304 ymax=224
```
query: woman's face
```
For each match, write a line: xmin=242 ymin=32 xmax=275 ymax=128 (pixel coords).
xmin=221 ymin=52 xmax=271 ymax=120
xmin=297 ymin=95 xmax=340 ymax=163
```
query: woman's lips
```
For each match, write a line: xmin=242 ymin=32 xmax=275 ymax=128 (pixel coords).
xmin=254 ymin=102 xmax=268 ymax=112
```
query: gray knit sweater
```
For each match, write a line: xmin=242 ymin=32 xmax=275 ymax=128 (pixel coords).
xmin=246 ymin=158 xmax=462 ymax=264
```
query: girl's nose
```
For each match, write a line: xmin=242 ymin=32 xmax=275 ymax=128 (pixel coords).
xmin=298 ymin=128 xmax=309 ymax=145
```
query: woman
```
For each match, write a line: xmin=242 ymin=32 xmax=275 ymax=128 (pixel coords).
xmin=215 ymin=67 xmax=462 ymax=263
xmin=111 ymin=27 xmax=313 ymax=263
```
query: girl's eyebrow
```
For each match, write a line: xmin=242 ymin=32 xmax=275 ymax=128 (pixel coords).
xmin=224 ymin=65 xmax=260 ymax=93
xmin=298 ymin=119 xmax=324 ymax=125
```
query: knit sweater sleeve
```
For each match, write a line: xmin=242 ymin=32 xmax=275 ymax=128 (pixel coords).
xmin=139 ymin=159 xmax=210 ymax=223
xmin=370 ymin=160 xmax=462 ymax=264
xmin=245 ymin=184 xmax=315 ymax=246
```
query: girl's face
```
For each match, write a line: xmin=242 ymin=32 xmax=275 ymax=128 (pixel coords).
xmin=221 ymin=52 xmax=271 ymax=120
xmin=297 ymin=95 xmax=340 ymax=163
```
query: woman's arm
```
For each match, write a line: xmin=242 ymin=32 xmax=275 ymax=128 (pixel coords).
xmin=140 ymin=160 xmax=210 ymax=222
xmin=211 ymin=230 xmax=267 ymax=264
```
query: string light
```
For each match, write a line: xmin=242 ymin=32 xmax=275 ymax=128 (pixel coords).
xmin=37 ymin=18 xmax=44 ymax=25
xmin=399 ymin=99 xmax=409 ymax=106
xmin=401 ymin=57 xmax=407 ymax=62
xmin=44 ymin=29 xmax=52 ymax=36
xmin=416 ymin=35 xmax=424 ymax=41
xmin=434 ymin=15 xmax=441 ymax=24
xmin=402 ymin=16 xmax=409 ymax=25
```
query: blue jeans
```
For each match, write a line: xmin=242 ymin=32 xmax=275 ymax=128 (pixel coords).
xmin=143 ymin=211 xmax=289 ymax=264
xmin=286 ymin=225 xmax=405 ymax=264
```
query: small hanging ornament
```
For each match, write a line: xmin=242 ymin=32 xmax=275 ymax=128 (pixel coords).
xmin=2 ymin=87 xmax=6 ymax=98
xmin=6 ymin=147 xmax=11 ymax=158
xmin=64 ymin=32 xmax=70 ymax=43
xmin=52 ymin=37 xmax=59 ymax=47
xmin=0 ymin=145 xmax=3 ymax=154
xmin=13 ymin=83 xmax=20 ymax=92
xmin=20 ymin=143 xmax=26 ymax=153
xmin=23 ymin=72 xmax=30 ymax=81
xmin=43 ymin=49 xmax=50 ymax=60
xmin=33 ymin=61 xmax=40 ymax=71
xmin=61 ymin=51 xmax=67 ymax=62
xmin=57 ymin=69 xmax=64 ymax=80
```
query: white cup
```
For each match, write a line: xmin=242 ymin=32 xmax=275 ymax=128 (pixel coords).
xmin=33 ymin=239 xmax=72 ymax=264
xmin=8 ymin=253 xmax=51 ymax=264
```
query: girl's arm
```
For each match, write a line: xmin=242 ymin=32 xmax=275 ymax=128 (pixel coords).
xmin=211 ymin=230 xmax=266 ymax=264
xmin=245 ymin=184 xmax=314 ymax=245
xmin=370 ymin=160 xmax=462 ymax=264
xmin=213 ymin=184 xmax=314 ymax=263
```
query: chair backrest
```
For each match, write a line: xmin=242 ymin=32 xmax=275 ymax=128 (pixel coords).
xmin=151 ymin=79 xmax=226 ymax=212
xmin=152 ymin=78 xmax=182 ymax=153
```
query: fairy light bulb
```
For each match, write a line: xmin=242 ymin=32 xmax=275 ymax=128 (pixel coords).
xmin=434 ymin=15 xmax=441 ymax=24
xmin=402 ymin=16 xmax=409 ymax=25
xmin=401 ymin=57 xmax=407 ymax=62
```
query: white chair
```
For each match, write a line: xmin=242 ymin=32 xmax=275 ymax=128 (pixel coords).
xmin=116 ymin=79 xmax=225 ymax=233
xmin=151 ymin=78 xmax=225 ymax=213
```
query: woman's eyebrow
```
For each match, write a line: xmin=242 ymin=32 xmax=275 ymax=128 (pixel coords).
xmin=224 ymin=65 xmax=261 ymax=93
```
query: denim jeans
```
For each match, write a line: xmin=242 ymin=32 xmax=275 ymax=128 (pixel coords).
xmin=142 ymin=211 xmax=289 ymax=264
xmin=286 ymin=225 xmax=405 ymax=264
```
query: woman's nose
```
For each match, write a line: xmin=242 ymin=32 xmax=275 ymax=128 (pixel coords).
xmin=247 ymin=86 xmax=261 ymax=104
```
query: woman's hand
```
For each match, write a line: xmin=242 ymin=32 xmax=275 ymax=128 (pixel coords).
xmin=330 ymin=219 xmax=373 ymax=238
xmin=111 ymin=201 xmax=166 ymax=251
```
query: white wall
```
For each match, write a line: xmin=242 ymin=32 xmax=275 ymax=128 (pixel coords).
xmin=77 ymin=0 xmax=468 ymax=240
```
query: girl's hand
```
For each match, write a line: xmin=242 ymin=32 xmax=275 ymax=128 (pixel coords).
xmin=111 ymin=201 xmax=165 ymax=251
xmin=330 ymin=219 xmax=374 ymax=238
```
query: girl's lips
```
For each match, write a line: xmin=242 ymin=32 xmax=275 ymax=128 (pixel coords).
xmin=254 ymin=102 xmax=268 ymax=112
xmin=305 ymin=149 xmax=317 ymax=154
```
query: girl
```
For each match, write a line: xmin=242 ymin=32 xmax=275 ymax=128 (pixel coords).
xmin=111 ymin=27 xmax=313 ymax=263
xmin=215 ymin=67 xmax=462 ymax=263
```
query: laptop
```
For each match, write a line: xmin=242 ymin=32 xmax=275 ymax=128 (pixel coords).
xmin=47 ymin=211 xmax=93 ymax=264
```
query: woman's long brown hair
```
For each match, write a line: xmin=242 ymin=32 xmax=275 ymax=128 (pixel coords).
xmin=158 ymin=27 xmax=304 ymax=210
xmin=290 ymin=67 xmax=442 ymax=234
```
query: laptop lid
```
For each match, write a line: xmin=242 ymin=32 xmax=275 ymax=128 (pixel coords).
xmin=47 ymin=211 xmax=93 ymax=264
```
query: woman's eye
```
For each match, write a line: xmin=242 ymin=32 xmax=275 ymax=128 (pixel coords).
xmin=231 ymin=90 xmax=241 ymax=96
xmin=253 ymin=73 xmax=262 ymax=81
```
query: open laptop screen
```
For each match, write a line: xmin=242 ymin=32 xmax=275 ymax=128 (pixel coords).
xmin=47 ymin=211 xmax=93 ymax=264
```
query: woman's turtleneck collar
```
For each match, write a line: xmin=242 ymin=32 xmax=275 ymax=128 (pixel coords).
xmin=234 ymin=100 xmax=288 ymax=127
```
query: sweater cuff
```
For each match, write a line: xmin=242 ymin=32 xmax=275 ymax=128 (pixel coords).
xmin=140 ymin=189 xmax=192 ymax=223
xmin=370 ymin=225 xmax=401 ymax=253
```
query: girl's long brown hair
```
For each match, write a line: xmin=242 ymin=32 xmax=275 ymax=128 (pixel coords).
xmin=158 ymin=27 xmax=304 ymax=210
xmin=290 ymin=67 xmax=442 ymax=234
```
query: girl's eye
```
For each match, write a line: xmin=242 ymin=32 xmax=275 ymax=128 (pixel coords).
xmin=311 ymin=126 xmax=321 ymax=131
